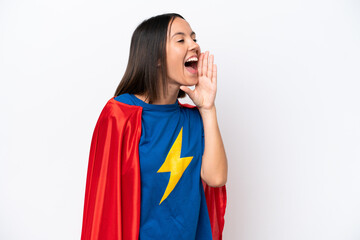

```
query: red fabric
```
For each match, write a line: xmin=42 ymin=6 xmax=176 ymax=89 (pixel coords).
xmin=202 ymin=181 xmax=227 ymax=240
xmin=81 ymin=99 xmax=143 ymax=239
xmin=81 ymin=98 xmax=227 ymax=239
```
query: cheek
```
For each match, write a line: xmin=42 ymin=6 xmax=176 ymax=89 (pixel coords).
xmin=167 ymin=54 xmax=183 ymax=70
xmin=166 ymin=45 xmax=185 ymax=74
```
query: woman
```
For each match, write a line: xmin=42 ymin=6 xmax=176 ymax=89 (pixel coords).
xmin=81 ymin=13 xmax=227 ymax=240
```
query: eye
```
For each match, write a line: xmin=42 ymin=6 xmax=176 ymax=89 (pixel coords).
xmin=177 ymin=39 xmax=197 ymax=43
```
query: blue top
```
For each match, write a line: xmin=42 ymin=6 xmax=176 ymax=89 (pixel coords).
xmin=114 ymin=93 xmax=212 ymax=240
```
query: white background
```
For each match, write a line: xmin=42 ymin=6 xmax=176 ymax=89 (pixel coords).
xmin=1 ymin=0 xmax=360 ymax=239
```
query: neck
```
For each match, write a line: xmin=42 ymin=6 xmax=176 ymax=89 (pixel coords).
xmin=136 ymin=83 xmax=180 ymax=105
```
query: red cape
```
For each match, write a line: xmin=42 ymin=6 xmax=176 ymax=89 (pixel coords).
xmin=81 ymin=98 xmax=227 ymax=239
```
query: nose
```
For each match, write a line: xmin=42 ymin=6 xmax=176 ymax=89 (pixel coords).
xmin=189 ymin=40 xmax=200 ymax=55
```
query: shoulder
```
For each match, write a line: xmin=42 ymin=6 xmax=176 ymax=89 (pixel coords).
xmin=178 ymin=102 xmax=199 ymax=115
xmin=178 ymin=101 xmax=203 ymax=124
xmin=98 ymin=97 xmax=142 ymax=122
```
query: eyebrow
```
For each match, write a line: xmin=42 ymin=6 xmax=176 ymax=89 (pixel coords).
xmin=171 ymin=31 xmax=196 ymax=39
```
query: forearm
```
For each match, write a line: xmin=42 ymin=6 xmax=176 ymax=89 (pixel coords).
xmin=199 ymin=106 xmax=228 ymax=187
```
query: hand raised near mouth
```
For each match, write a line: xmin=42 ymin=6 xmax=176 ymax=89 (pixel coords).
xmin=180 ymin=51 xmax=217 ymax=111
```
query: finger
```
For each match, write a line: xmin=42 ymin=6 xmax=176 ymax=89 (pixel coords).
xmin=203 ymin=51 xmax=209 ymax=77
xmin=197 ymin=53 xmax=203 ymax=76
xmin=213 ymin=64 xmax=217 ymax=85
xmin=208 ymin=54 xmax=214 ymax=81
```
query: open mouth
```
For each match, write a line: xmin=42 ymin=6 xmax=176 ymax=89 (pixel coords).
xmin=184 ymin=58 xmax=198 ymax=74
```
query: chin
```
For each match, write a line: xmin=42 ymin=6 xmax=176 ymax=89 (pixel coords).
xmin=171 ymin=75 xmax=198 ymax=87
xmin=184 ymin=76 xmax=199 ymax=86
xmin=182 ymin=81 xmax=197 ymax=87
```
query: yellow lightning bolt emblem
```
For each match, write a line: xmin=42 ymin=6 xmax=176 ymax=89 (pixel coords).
xmin=157 ymin=127 xmax=193 ymax=205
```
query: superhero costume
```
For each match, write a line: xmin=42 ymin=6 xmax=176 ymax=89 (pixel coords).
xmin=81 ymin=95 xmax=227 ymax=239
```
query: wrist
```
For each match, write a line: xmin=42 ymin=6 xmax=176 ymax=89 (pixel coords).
xmin=198 ymin=105 xmax=216 ymax=116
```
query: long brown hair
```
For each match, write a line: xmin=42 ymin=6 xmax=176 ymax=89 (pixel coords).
xmin=114 ymin=13 xmax=186 ymax=103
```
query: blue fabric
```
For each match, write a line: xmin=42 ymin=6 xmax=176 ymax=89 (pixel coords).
xmin=114 ymin=93 xmax=212 ymax=240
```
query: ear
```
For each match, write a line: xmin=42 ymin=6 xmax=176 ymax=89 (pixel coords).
xmin=157 ymin=59 xmax=161 ymax=67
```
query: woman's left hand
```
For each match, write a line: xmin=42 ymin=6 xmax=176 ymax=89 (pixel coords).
xmin=180 ymin=51 xmax=217 ymax=111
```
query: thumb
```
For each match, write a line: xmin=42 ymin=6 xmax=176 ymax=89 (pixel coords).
xmin=180 ymin=86 xmax=195 ymax=99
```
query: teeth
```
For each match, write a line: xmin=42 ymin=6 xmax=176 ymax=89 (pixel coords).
xmin=186 ymin=57 xmax=198 ymax=62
